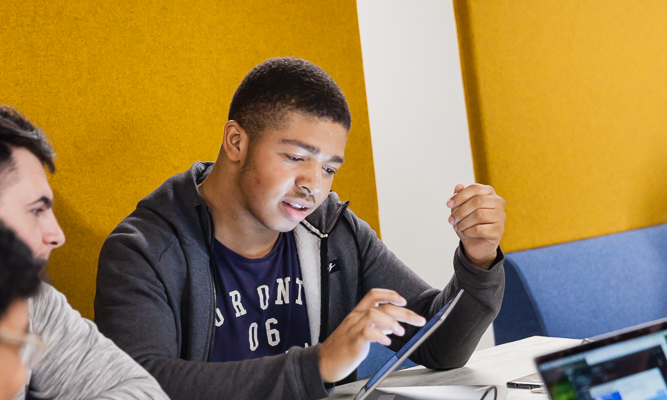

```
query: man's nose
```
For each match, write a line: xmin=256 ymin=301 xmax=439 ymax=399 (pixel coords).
xmin=43 ymin=211 xmax=66 ymax=249
xmin=296 ymin=164 xmax=322 ymax=196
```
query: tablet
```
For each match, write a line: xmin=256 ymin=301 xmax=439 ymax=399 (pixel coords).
xmin=354 ymin=289 xmax=465 ymax=400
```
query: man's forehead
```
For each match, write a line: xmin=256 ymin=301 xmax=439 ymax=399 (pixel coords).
xmin=0 ymin=164 xmax=19 ymax=193
xmin=270 ymin=116 xmax=347 ymax=146
xmin=2 ymin=149 xmax=53 ymax=201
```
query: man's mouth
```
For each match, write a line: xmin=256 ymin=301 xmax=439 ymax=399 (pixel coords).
xmin=281 ymin=201 xmax=313 ymax=222
xmin=284 ymin=202 xmax=309 ymax=210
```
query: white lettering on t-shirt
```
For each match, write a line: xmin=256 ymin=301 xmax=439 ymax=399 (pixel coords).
xmin=266 ymin=318 xmax=280 ymax=347
xmin=249 ymin=322 xmax=259 ymax=351
xmin=257 ymin=285 xmax=270 ymax=310
xmin=275 ymin=278 xmax=290 ymax=305
xmin=295 ymin=277 xmax=304 ymax=305
xmin=215 ymin=308 xmax=225 ymax=327
xmin=229 ymin=290 xmax=247 ymax=317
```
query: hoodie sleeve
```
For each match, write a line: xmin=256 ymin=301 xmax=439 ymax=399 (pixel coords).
xmin=17 ymin=283 xmax=168 ymax=400
xmin=345 ymin=208 xmax=505 ymax=370
xmin=95 ymin=219 xmax=332 ymax=400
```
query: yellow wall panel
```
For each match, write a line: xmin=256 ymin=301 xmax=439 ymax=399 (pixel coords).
xmin=0 ymin=0 xmax=378 ymax=319
xmin=454 ymin=0 xmax=667 ymax=252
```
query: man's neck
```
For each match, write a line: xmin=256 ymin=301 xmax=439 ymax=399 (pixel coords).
xmin=199 ymin=165 xmax=279 ymax=259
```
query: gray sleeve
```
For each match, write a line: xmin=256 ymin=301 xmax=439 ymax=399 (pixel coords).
xmin=22 ymin=284 xmax=169 ymax=400
xmin=347 ymin=210 xmax=505 ymax=369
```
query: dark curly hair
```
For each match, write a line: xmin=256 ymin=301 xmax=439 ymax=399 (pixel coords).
xmin=228 ymin=57 xmax=352 ymax=138
xmin=0 ymin=221 xmax=43 ymax=317
xmin=0 ymin=105 xmax=55 ymax=191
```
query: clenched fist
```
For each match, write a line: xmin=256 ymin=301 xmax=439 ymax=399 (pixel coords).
xmin=447 ymin=183 xmax=505 ymax=270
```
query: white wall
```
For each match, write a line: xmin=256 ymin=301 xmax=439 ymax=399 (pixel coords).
xmin=357 ymin=0 xmax=495 ymax=349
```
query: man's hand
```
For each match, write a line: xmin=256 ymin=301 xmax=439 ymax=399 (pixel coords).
xmin=318 ymin=289 xmax=426 ymax=383
xmin=447 ymin=183 xmax=505 ymax=270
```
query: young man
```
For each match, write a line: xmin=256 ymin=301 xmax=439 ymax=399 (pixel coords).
xmin=0 ymin=223 xmax=44 ymax=400
xmin=96 ymin=57 xmax=506 ymax=399
xmin=0 ymin=106 xmax=169 ymax=400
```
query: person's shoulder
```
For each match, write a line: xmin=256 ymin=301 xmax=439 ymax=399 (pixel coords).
xmin=103 ymin=207 xmax=179 ymax=257
xmin=29 ymin=283 xmax=82 ymax=334
xmin=30 ymin=282 xmax=65 ymax=309
xmin=104 ymin=162 xmax=213 ymax=254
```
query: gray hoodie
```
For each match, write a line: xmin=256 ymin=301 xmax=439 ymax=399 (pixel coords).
xmin=95 ymin=162 xmax=505 ymax=400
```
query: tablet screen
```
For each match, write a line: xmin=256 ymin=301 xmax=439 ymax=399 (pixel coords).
xmin=361 ymin=290 xmax=465 ymax=393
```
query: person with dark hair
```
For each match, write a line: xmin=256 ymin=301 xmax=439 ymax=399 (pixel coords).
xmin=0 ymin=107 xmax=55 ymax=176
xmin=96 ymin=57 xmax=506 ymax=400
xmin=0 ymin=222 xmax=45 ymax=400
xmin=0 ymin=105 xmax=169 ymax=400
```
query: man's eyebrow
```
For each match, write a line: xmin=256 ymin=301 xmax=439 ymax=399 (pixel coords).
xmin=29 ymin=196 xmax=53 ymax=209
xmin=281 ymin=139 xmax=320 ymax=155
xmin=281 ymin=139 xmax=345 ymax=164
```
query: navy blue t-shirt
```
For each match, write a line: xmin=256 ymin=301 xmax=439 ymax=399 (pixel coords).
xmin=209 ymin=232 xmax=311 ymax=362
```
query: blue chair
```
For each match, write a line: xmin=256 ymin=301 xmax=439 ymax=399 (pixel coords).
xmin=357 ymin=342 xmax=417 ymax=380
xmin=494 ymin=223 xmax=667 ymax=344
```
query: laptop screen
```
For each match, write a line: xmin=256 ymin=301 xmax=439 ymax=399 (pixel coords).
xmin=536 ymin=319 xmax=667 ymax=400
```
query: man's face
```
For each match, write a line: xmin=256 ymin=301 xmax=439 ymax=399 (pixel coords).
xmin=236 ymin=113 xmax=348 ymax=233
xmin=0 ymin=148 xmax=65 ymax=261
xmin=0 ymin=299 xmax=29 ymax=400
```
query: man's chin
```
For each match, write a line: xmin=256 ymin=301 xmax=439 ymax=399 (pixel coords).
xmin=277 ymin=221 xmax=301 ymax=233
xmin=35 ymin=253 xmax=50 ymax=263
xmin=269 ymin=217 xmax=302 ymax=233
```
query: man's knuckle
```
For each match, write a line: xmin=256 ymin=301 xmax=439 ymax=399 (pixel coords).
xmin=469 ymin=225 xmax=482 ymax=236
xmin=377 ymin=303 xmax=392 ymax=312
xmin=362 ymin=326 xmax=373 ymax=337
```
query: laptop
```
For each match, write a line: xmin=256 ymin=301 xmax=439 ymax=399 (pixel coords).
xmin=354 ymin=289 xmax=465 ymax=400
xmin=535 ymin=317 xmax=667 ymax=400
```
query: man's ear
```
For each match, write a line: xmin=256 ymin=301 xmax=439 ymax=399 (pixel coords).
xmin=222 ymin=121 xmax=249 ymax=163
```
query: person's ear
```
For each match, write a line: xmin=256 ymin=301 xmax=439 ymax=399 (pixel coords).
xmin=222 ymin=121 xmax=249 ymax=163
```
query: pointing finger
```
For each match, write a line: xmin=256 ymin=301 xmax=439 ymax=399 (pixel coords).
xmin=376 ymin=304 xmax=426 ymax=327
xmin=357 ymin=288 xmax=407 ymax=310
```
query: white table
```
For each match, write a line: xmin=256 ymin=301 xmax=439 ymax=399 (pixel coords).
xmin=331 ymin=336 xmax=581 ymax=399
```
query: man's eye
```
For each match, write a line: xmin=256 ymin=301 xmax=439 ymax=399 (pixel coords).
xmin=32 ymin=208 xmax=45 ymax=216
xmin=324 ymin=167 xmax=337 ymax=176
xmin=286 ymin=155 xmax=304 ymax=162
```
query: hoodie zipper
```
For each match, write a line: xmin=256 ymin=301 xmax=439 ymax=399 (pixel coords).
xmin=205 ymin=209 xmax=217 ymax=361
xmin=196 ymin=204 xmax=218 ymax=361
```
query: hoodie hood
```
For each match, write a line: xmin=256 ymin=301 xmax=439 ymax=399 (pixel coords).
xmin=135 ymin=161 xmax=214 ymax=247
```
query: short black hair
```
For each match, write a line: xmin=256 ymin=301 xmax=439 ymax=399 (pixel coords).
xmin=228 ymin=57 xmax=352 ymax=137
xmin=0 ymin=221 xmax=43 ymax=317
xmin=0 ymin=105 xmax=55 ymax=191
